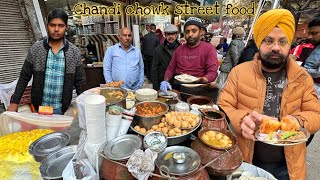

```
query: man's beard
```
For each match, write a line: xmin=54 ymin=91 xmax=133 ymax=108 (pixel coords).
xmin=259 ymin=50 xmax=288 ymax=69
xmin=310 ymin=39 xmax=320 ymax=46
xmin=187 ymin=37 xmax=200 ymax=46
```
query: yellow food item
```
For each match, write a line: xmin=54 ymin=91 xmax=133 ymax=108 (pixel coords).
xmin=162 ymin=111 xmax=199 ymax=130
xmin=173 ymin=121 xmax=181 ymax=128
xmin=134 ymin=125 xmax=141 ymax=131
xmin=173 ymin=128 xmax=181 ymax=133
xmin=164 ymin=152 xmax=174 ymax=160
xmin=161 ymin=127 xmax=169 ymax=134
xmin=159 ymin=123 xmax=165 ymax=128
xmin=152 ymin=125 xmax=159 ymax=131
xmin=201 ymin=130 xmax=233 ymax=148
xmin=139 ymin=128 xmax=147 ymax=134
xmin=168 ymin=129 xmax=176 ymax=137
xmin=0 ymin=129 xmax=54 ymax=179
xmin=202 ymin=134 xmax=209 ymax=141
xmin=206 ymin=131 xmax=216 ymax=138
xmin=0 ymin=129 xmax=54 ymax=162
xmin=215 ymin=132 xmax=223 ymax=140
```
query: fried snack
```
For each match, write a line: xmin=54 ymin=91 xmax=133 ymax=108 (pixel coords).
xmin=280 ymin=117 xmax=300 ymax=131
xmin=259 ymin=118 xmax=282 ymax=134
xmin=38 ymin=106 xmax=53 ymax=115
xmin=103 ymin=81 xmax=124 ymax=87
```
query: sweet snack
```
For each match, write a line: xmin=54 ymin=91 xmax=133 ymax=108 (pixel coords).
xmin=38 ymin=106 xmax=53 ymax=115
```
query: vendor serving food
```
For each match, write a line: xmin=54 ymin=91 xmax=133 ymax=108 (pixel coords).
xmin=160 ymin=17 xmax=219 ymax=102
xmin=217 ymin=9 xmax=320 ymax=180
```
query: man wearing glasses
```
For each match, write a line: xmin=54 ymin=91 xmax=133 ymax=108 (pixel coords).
xmin=304 ymin=17 xmax=320 ymax=97
xmin=218 ymin=9 xmax=320 ymax=180
xmin=103 ymin=27 xmax=144 ymax=90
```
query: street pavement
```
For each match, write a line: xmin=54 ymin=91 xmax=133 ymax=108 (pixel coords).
xmin=307 ymin=131 xmax=320 ymax=179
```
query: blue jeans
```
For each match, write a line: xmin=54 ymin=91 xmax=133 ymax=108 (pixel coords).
xmin=253 ymin=162 xmax=289 ymax=180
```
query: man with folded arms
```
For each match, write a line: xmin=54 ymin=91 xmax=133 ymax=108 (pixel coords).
xmin=218 ymin=9 xmax=320 ymax=180
xmin=160 ymin=17 xmax=219 ymax=102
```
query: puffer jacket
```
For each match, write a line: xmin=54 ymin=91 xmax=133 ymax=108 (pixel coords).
xmin=218 ymin=55 xmax=320 ymax=180
xmin=141 ymin=32 xmax=160 ymax=57
xmin=219 ymin=38 xmax=244 ymax=72
xmin=151 ymin=40 xmax=179 ymax=90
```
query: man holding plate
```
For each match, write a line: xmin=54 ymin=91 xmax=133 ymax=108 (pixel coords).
xmin=160 ymin=17 xmax=219 ymax=102
xmin=217 ymin=9 xmax=320 ymax=180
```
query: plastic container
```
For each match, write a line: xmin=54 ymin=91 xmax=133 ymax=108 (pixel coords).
xmin=1 ymin=112 xmax=73 ymax=135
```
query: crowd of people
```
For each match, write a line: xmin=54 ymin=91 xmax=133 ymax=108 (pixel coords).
xmin=6 ymin=7 xmax=320 ymax=180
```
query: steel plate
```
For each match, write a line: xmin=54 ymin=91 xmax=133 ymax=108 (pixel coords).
xmin=103 ymin=135 xmax=142 ymax=161
xmin=29 ymin=132 xmax=70 ymax=155
xmin=155 ymin=146 xmax=201 ymax=176
xmin=40 ymin=145 xmax=77 ymax=179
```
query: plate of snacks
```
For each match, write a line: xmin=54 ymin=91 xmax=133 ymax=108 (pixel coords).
xmin=255 ymin=117 xmax=310 ymax=146
xmin=174 ymin=74 xmax=198 ymax=83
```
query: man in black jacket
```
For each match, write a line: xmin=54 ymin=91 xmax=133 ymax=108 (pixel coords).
xmin=237 ymin=39 xmax=258 ymax=64
xmin=8 ymin=8 xmax=85 ymax=114
xmin=151 ymin=24 xmax=180 ymax=90
xmin=142 ymin=24 xmax=160 ymax=82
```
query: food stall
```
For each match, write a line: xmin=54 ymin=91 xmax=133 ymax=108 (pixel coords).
xmin=1 ymin=78 xmax=308 ymax=179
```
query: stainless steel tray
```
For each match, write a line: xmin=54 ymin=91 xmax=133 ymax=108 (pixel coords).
xmin=29 ymin=132 xmax=70 ymax=162
xmin=40 ymin=145 xmax=77 ymax=179
xmin=155 ymin=146 xmax=201 ymax=176
xmin=103 ymin=134 xmax=142 ymax=161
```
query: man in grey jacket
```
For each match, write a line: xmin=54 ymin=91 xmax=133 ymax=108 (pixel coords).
xmin=8 ymin=8 xmax=85 ymax=114
xmin=218 ymin=27 xmax=245 ymax=88
xmin=151 ymin=24 xmax=180 ymax=90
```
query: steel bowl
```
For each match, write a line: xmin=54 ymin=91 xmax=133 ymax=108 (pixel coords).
xmin=100 ymin=87 xmax=128 ymax=109
xmin=40 ymin=145 xmax=77 ymax=180
xmin=134 ymin=101 xmax=169 ymax=130
xmin=131 ymin=117 xmax=202 ymax=145
xmin=29 ymin=132 xmax=70 ymax=162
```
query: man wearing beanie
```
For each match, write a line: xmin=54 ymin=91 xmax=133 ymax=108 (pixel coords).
xmin=160 ymin=17 xmax=219 ymax=102
xmin=218 ymin=9 xmax=320 ymax=180
xmin=152 ymin=24 xmax=180 ymax=90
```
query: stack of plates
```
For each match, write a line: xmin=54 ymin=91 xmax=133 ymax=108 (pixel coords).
xmin=135 ymin=88 xmax=158 ymax=102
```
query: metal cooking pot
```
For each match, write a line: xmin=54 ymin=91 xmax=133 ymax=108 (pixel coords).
xmin=100 ymin=87 xmax=128 ymax=110
xmin=134 ymin=101 xmax=169 ymax=130
xmin=131 ymin=118 xmax=202 ymax=145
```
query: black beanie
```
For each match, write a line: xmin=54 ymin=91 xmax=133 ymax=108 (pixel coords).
xmin=184 ymin=17 xmax=203 ymax=29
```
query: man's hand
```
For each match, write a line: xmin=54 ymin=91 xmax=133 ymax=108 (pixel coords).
xmin=196 ymin=77 xmax=208 ymax=83
xmin=240 ymin=111 xmax=265 ymax=140
xmin=284 ymin=115 xmax=304 ymax=127
xmin=200 ymin=82 xmax=218 ymax=89
xmin=8 ymin=103 xmax=19 ymax=112
xmin=160 ymin=81 xmax=172 ymax=95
